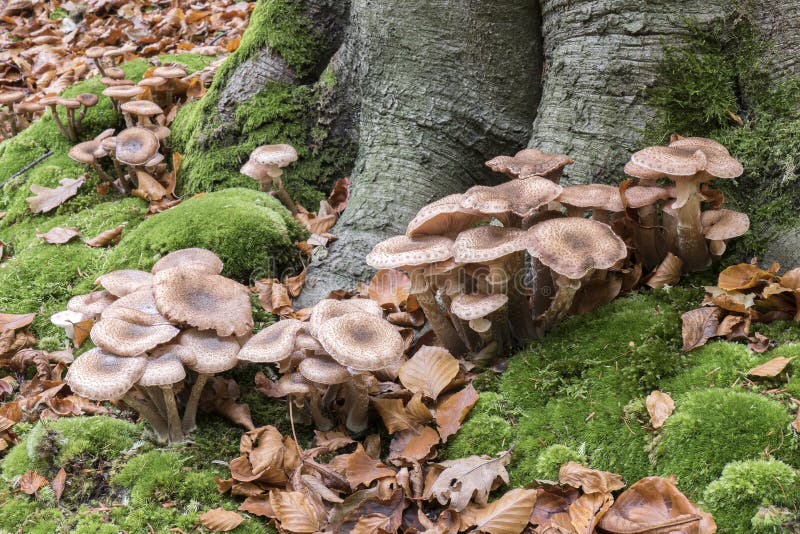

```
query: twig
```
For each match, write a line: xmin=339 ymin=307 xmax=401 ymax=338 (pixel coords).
xmin=1 ymin=151 xmax=53 ymax=188
xmin=209 ymin=30 xmax=230 ymax=46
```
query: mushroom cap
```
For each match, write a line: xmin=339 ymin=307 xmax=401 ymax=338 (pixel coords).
xmin=152 ymin=65 xmax=187 ymax=79
xmin=701 ymin=209 xmax=750 ymax=240
xmin=557 ymin=184 xmax=624 ymax=212
xmin=65 ymin=349 xmax=147 ymax=401
xmin=39 ymin=96 xmax=60 ymax=106
xmin=121 ymin=99 xmax=163 ymax=117
xmin=450 ymin=293 xmax=508 ymax=320
xmin=240 ymin=160 xmax=272 ymax=181
xmin=145 ymin=124 xmax=171 ymax=141
xmin=319 ymin=312 xmax=405 ymax=371
xmin=526 ymin=217 xmax=628 ymax=279
xmin=67 ymin=290 xmax=116 ymax=317
xmin=95 ymin=269 xmax=154 ymax=297
xmin=102 ymin=46 xmax=124 ymax=58
xmin=294 ymin=333 xmax=324 ymax=353
xmin=238 ymin=319 xmax=305 ymax=363
xmin=250 ymin=144 xmax=298 ymax=168
xmin=366 ymin=235 xmax=454 ymax=269
xmin=115 ymin=127 xmax=160 ymax=166
xmin=462 ymin=177 xmax=563 ymax=216
xmin=16 ymin=101 xmax=44 ymax=113
xmin=405 ymin=194 xmax=488 ymax=237
xmin=137 ymin=348 xmax=187 ymax=387
xmin=57 ymin=98 xmax=81 ymax=110
xmin=76 ymin=93 xmax=98 ymax=107
xmin=101 ymin=136 xmax=117 ymax=152
xmin=486 ymin=148 xmax=574 ymax=178
xmin=68 ymin=139 xmax=102 ymax=164
xmin=668 ymin=137 xmax=744 ymax=179
xmin=105 ymin=67 xmax=126 ymax=80
xmin=669 ymin=136 xmax=730 ymax=154
xmin=138 ymin=76 xmax=167 ymax=88
xmin=630 ymin=146 xmax=708 ymax=177
xmin=299 ymin=356 xmax=351 ymax=385
xmin=452 ymin=226 xmax=529 ymax=263
xmin=153 ymin=266 xmax=253 ymax=337
xmin=85 ymin=46 xmax=107 ymax=59
xmin=623 ymin=186 xmax=670 ymax=208
xmin=178 ymin=328 xmax=240 ymax=374
xmin=151 ymin=248 xmax=224 ymax=275
xmin=102 ymin=85 xmax=145 ymax=99
xmin=50 ymin=310 xmax=87 ymax=328
xmin=277 ymin=372 xmax=313 ymax=395
xmin=0 ymin=89 xmax=25 ymax=105
xmin=101 ymin=77 xmax=134 ymax=87
xmin=308 ymin=298 xmax=384 ymax=338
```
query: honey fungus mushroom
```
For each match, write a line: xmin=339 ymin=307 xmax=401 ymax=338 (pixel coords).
xmin=0 ymin=88 xmax=25 ymax=136
xmin=241 ymin=144 xmax=299 ymax=213
xmin=700 ymin=209 xmax=750 ymax=257
xmin=485 ymin=148 xmax=574 ymax=182
xmin=405 ymin=194 xmax=488 ymax=237
xmin=450 ymin=292 xmax=509 ymax=354
xmin=461 ymin=176 xmax=563 ymax=226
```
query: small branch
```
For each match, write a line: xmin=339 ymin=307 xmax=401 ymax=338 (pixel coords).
xmin=1 ymin=151 xmax=53 ymax=188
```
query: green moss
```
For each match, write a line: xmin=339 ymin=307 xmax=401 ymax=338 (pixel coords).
xmin=0 ymin=495 xmax=38 ymax=532
xmin=659 ymin=341 xmax=755 ymax=392
xmin=703 ymin=460 xmax=800 ymax=533
xmin=532 ymin=445 xmax=587 ymax=481
xmin=445 ymin=392 xmax=515 ymax=459
xmin=653 ymin=389 xmax=797 ymax=495
xmin=108 ymin=188 xmax=305 ymax=281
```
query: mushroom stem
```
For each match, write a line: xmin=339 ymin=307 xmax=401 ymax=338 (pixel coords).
xmin=181 ymin=373 xmax=209 ymax=434
xmin=592 ymin=209 xmax=611 ymax=224
xmin=161 ymin=385 xmax=185 ymax=443
xmin=308 ymin=388 xmax=334 ymax=431
xmin=272 ymin=175 xmax=297 ymax=215
xmin=530 ymin=257 xmax=554 ymax=330
xmin=90 ymin=161 xmax=113 ymax=184
xmin=539 ymin=274 xmax=586 ymax=332
xmin=503 ymin=252 xmax=537 ymax=342
xmin=144 ymin=386 xmax=168 ymax=419
xmin=672 ymin=176 xmax=711 ymax=272
xmin=92 ymin=58 xmax=107 ymax=77
xmin=344 ymin=375 xmax=371 ymax=433
xmin=65 ymin=108 xmax=78 ymax=141
xmin=122 ymin=392 xmax=170 ymax=444
xmin=415 ymin=288 xmax=467 ymax=356
xmin=47 ymin=104 xmax=72 ymax=141
xmin=440 ymin=294 xmax=479 ymax=352
xmin=634 ymin=204 xmax=664 ymax=270
xmin=7 ymin=109 xmax=18 ymax=136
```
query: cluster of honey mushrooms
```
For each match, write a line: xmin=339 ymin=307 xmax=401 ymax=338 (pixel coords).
xmin=368 ymin=136 xmax=750 ymax=357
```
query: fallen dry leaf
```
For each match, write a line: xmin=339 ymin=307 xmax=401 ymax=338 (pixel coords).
xmin=36 ymin=226 xmax=80 ymax=244
xmin=72 ymin=319 xmax=94 ymax=348
xmin=0 ymin=312 xmax=36 ymax=332
xmin=435 ymin=384 xmax=479 ymax=442
xmin=429 ymin=450 xmax=512 ymax=512
xmin=747 ymin=332 xmax=771 ymax=354
xmin=199 ymin=508 xmax=244 ymax=532
xmin=646 ymin=252 xmax=682 ymax=289
xmin=645 ymin=390 xmax=674 ymax=429
xmin=388 ymin=426 xmax=440 ymax=464
xmin=269 ymin=490 xmax=322 ymax=533
xmin=680 ymin=307 xmax=722 ymax=352
xmin=368 ymin=269 xmax=411 ymax=312
xmin=551 ymin=491 xmax=614 ymax=534
xmin=85 ymin=224 xmax=124 ymax=247
xmin=314 ymin=430 xmax=354 ymax=452
xmin=19 ymin=470 xmax=49 ymax=494
xmin=371 ymin=397 xmax=418 ymax=434
xmin=558 ymin=462 xmax=626 ymax=494
xmin=26 ymin=176 xmax=85 ymax=213
xmin=399 ymin=345 xmax=459 ymax=401
xmin=239 ymin=495 xmax=274 ymax=518
xmin=345 ymin=444 xmax=396 ymax=489
xmin=748 ymin=356 xmax=793 ymax=377
xmin=460 ymin=487 xmax=538 ymax=534
xmin=51 ymin=467 xmax=66 ymax=501
xmin=718 ymin=263 xmax=776 ymax=291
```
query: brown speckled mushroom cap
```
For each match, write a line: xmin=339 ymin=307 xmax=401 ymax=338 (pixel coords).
xmin=238 ymin=318 xmax=305 ymax=363
xmin=669 ymin=136 xmax=730 ymax=154
xmin=137 ymin=347 xmax=187 ymax=387
xmin=450 ymin=293 xmax=508 ymax=321
xmin=308 ymin=298 xmax=384 ymax=338
xmin=67 ymin=290 xmax=116 ymax=317
xmin=102 ymin=84 xmax=145 ymax=100
xmin=366 ymin=235 xmax=454 ymax=269
xmin=631 ymin=146 xmax=708 ymax=177
xmin=462 ymin=176 xmax=563 ymax=216
xmin=65 ymin=348 xmax=147 ymax=401
xmin=294 ymin=333 xmax=324 ymax=353
xmin=299 ymin=356 xmax=351 ymax=385
xmin=251 ymin=144 xmax=298 ymax=168
xmin=152 ymin=65 xmax=187 ymax=79
xmin=85 ymin=46 xmax=107 ymax=59
xmin=151 ymin=248 xmax=223 ymax=275
xmin=405 ymin=194 xmax=488 ymax=237
xmin=0 ymin=89 xmax=25 ymax=105
xmin=138 ymin=76 xmax=167 ymax=88
xmin=76 ymin=93 xmax=98 ymax=107
xmin=277 ymin=372 xmax=312 ymax=396
xmin=526 ymin=217 xmax=627 ymax=280
xmin=121 ymin=99 xmax=163 ymax=117
xmin=319 ymin=312 xmax=404 ymax=371
xmin=101 ymin=77 xmax=134 ymax=87
xmin=68 ymin=139 xmax=103 ymax=164
xmin=486 ymin=148 xmax=574 ymax=179
xmin=57 ymin=97 xmax=80 ymax=110
xmin=115 ymin=127 xmax=159 ymax=166
xmin=105 ymin=67 xmax=126 ymax=79
xmin=153 ymin=266 xmax=253 ymax=337
xmin=178 ymin=328 xmax=240 ymax=374
xmin=557 ymin=184 xmax=624 ymax=212
xmin=240 ymin=160 xmax=272 ymax=181
xmin=668 ymin=137 xmax=743 ymax=179
xmin=623 ymin=186 xmax=670 ymax=208
xmin=701 ymin=209 xmax=750 ymax=241
xmin=16 ymin=101 xmax=44 ymax=114
xmin=95 ymin=269 xmax=154 ymax=297
xmin=453 ymin=226 xmax=529 ymax=263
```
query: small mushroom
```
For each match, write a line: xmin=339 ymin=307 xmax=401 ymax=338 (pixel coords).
xmin=67 ymin=290 xmax=116 ymax=319
xmin=622 ymin=185 xmax=671 ymax=269
xmin=556 ymin=184 xmax=624 ymax=223
xmin=102 ymin=84 xmax=145 ymax=118
xmin=241 ymin=144 xmax=299 ymax=213
xmin=485 ymin=148 xmax=574 ymax=183
xmin=700 ymin=209 xmax=750 ymax=257
xmin=85 ymin=46 xmax=109 ymax=76
xmin=74 ymin=93 xmax=98 ymax=134
xmin=120 ymin=99 xmax=164 ymax=127
xmin=39 ymin=95 xmax=72 ymax=141
xmin=137 ymin=346 xmax=192 ymax=443
xmin=0 ymin=88 xmax=25 ymax=136
xmin=238 ymin=319 xmax=305 ymax=364
xmin=56 ymin=97 xmax=82 ymax=141
xmin=114 ymin=127 xmax=161 ymax=190
xmin=50 ymin=310 xmax=88 ymax=342
xmin=450 ymin=293 xmax=509 ymax=355
xmin=405 ymin=194 xmax=488 ymax=237
xmin=95 ymin=269 xmax=154 ymax=297
xmin=151 ymin=248 xmax=224 ymax=275
xmin=152 ymin=65 xmax=188 ymax=104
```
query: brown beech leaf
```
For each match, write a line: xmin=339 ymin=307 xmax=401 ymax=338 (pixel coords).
xmin=368 ymin=269 xmax=411 ymax=311
xmin=529 ymin=485 xmax=580 ymax=529
xmin=399 ymin=345 xmax=459 ymax=401
xmin=132 ymin=170 xmax=167 ymax=201
xmin=314 ymin=430 xmax=355 ymax=452
xmin=748 ymin=356 xmax=793 ymax=377
xmin=199 ymin=508 xmax=244 ymax=532
xmin=254 ymin=278 xmax=293 ymax=315
xmin=51 ymin=467 xmax=66 ymax=501
xmin=747 ymin=332 xmax=771 ymax=354
xmin=718 ymin=263 xmax=776 ymax=291
xmin=646 ymin=253 xmax=682 ymax=289
xmin=645 ymin=390 xmax=675 ymax=429
xmin=558 ymin=462 xmax=626 ymax=494
xmin=19 ymin=470 xmax=49 ymax=494
xmin=599 ymin=476 xmax=716 ymax=533
xmin=371 ymin=397 xmax=417 ymax=433
xmin=27 ymin=176 xmax=85 ymax=213
xmin=706 ymin=286 xmax=755 ymax=314
xmin=435 ymin=384 xmax=479 ymax=442
xmin=551 ymin=491 xmax=614 ymax=534
xmin=406 ymin=392 xmax=434 ymax=424
xmin=345 ymin=444 xmax=396 ymax=489
xmin=248 ymin=425 xmax=285 ymax=473
xmin=86 ymin=224 xmax=124 ymax=247
xmin=429 ymin=449 xmax=512 ymax=512
xmin=36 ymin=226 xmax=80 ymax=244
xmin=388 ymin=426 xmax=440 ymax=464
xmin=269 ymin=490 xmax=322 ymax=533
xmin=0 ymin=312 xmax=36 ymax=332
xmin=211 ymin=399 xmax=255 ymax=431
xmin=460 ymin=487 xmax=538 ymax=534
xmin=680 ymin=307 xmax=722 ymax=352
xmin=284 ymin=269 xmax=307 ymax=298
xmin=715 ymin=314 xmax=745 ymax=339
xmin=328 ymin=177 xmax=350 ymax=213
xmin=72 ymin=319 xmax=94 ymax=348
xmin=239 ymin=495 xmax=274 ymax=518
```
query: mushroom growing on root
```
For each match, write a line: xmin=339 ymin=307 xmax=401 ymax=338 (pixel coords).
xmin=241 ymin=144 xmax=299 ymax=213
xmin=621 ymin=184 xmax=671 ymax=270
xmin=0 ymin=88 xmax=25 ymax=136
xmin=450 ymin=292 xmax=509 ymax=360
xmin=485 ymin=148 xmax=574 ymax=183
xmin=405 ymin=194 xmax=488 ymax=238
xmin=556 ymin=184 xmax=624 ymax=223
xmin=461 ymin=175 xmax=563 ymax=227
xmin=700 ymin=209 xmax=750 ymax=257
xmin=68 ymin=128 xmax=117 ymax=188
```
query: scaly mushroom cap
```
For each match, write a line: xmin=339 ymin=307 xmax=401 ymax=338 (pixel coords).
xmin=295 ymin=333 xmax=324 ymax=353
xmin=668 ymin=136 xmax=731 ymax=154
xmin=251 ymin=144 xmax=298 ymax=168
xmin=623 ymin=186 xmax=670 ymax=208
xmin=101 ymin=77 xmax=134 ymax=87
xmin=95 ymin=269 xmax=154 ymax=297
xmin=102 ymin=85 xmax=145 ymax=99
xmin=277 ymin=372 xmax=313 ymax=396
xmin=68 ymin=139 xmax=103 ymax=164
xmin=486 ymin=148 xmax=574 ymax=179
xmin=137 ymin=347 xmax=187 ymax=387
xmin=319 ymin=312 xmax=404 ymax=371
xmin=405 ymin=194 xmax=488 ymax=237
xmin=526 ymin=217 xmax=628 ymax=279
xmin=115 ymin=127 xmax=160 ymax=166
xmin=557 ymin=184 xmax=624 ymax=212
xmin=238 ymin=319 xmax=305 ymax=363
xmin=67 ymin=290 xmax=116 ymax=317
xmin=631 ymin=146 xmax=708 ymax=177
xmin=700 ymin=209 xmax=750 ymax=240
xmin=179 ymin=328 xmax=240 ymax=374
xmin=16 ymin=101 xmax=44 ymax=114
xmin=299 ymin=356 xmax=351 ymax=385
xmin=623 ymin=160 xmax=666 ymax=182
xmin=121 ymin=99 xmax=163 ymax=117
xmin=152 ymin=65 xmax=187 ymax=79
xmin=308 ymin=298 xmax=384 ymax=338
xmin=668 ymin=136 xmax=744 ymax=179
xmin=0 ymin=89 xmax=25 ymax=105
xmin=138 ymin=76 xmax=167 ymax=89
xmin=453 ymin=226 xmax=529 ymax=263
xmin=462 ymin=176 xmax=563 ymax=216
xmin=66 ymin=348 xmax=147 ymax=401
xmin=450 ymin=293 xmax=508 ymax=321
xmin=76 ymin=93 xmax=98 ymax=107
xmin=151 ymin=248 xmax=224 ymax=275
xmin=105 ymin=67 xmax=126 ymax=80
xmin=366 ymin=235 xmax=454 ymax=269
xmin=153 ymin=266 xmax=253 ymax=337
xmin=240 ymin=160 xmax=272 ymax=181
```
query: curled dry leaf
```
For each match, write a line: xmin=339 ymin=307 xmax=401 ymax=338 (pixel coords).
xmin=388 ymin=426 xmax=440 ymax=464
xmin=27 ymin=176 xmax=85 ymax=213
xmin=747 ymin=356 xmax=793 ymax=377
xmin=0 ymin=312 xmax=36 ymax=332
xmin=371 ymin=397 xmax=418 ymax=434
xmin=345 ymin=444 xmax=396 ymax=489
xmin=269 ymin=490 xmax=322 ymax=533
xmin=199 ymin=508 xmax=244 ymax=532
xmin=19 ymin=470 xmax=49 ymax=494
xmin=435 ymin=384 xmax=479 ymax=442
xmin=398 ymin=345 xmax=459 ymax=401
xmin=254 ymin=278 xmax=293 ymax=315
xmin=72 ymin=319 xmax=94 ymax=348
xmin=428 ymin=450 xmax=512 ymax=512
xmin=558 ymin=462 xmax=626 ymax=494
xmin=706 ymin=286 xmax=755 ymax=314
xmin=368 ymin=269 xmax=411 ymax=311
xmin=717 ymin=263 xmax=776 ymax=291
xmin=239 ymin=495 xmax=274 ymax=518
xmin=51 ymin=467 xmax=66 ymax=501
xmin=36 ymin=226 xmax=81 ymax=244
xmin=85 ymin=224 xmax=124 ymax=247
xmin=314 ymin=430 xmax=355 ymax=452
xmin=680 ymin=307 xmax=722 ymax=352
xmin=460 ymin=487 xmax=538 ymax=534
xmin=551 ymin=491 xmax=614 ymax=534
xmin=646 ymin=252 xmax=682 ymax=289
xmin=645 ymin=390 xmax=674 ymax=429
xmin=747 ymin=332 xmax=771 ymax=354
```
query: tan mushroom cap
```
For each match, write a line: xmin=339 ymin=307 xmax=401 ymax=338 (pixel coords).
xmin=294 ymin=333 xmax=324 ymax=353
xmin=145 ymin=124 xmax=171 ymax=141
xmin=319 ymin=312 xmax=404 ymax=371
xmin=178 ymin=328 xmax=240 ymax=374
xmin=668 ymin=137 xmax=744 ymax=179
xmin=526 ymin=217 xmax=628 ymax=279
xmin=366 ymin=235 xmax=454 ymax=269
xmin=623 ymin=186 xmax=670 ymax=208
xmin=299 ymin=356 xmax=351 ymax=385
xmin=95 ymin=269 xmax=154 ymax=297
xmin=76 ymin=93 xmax=98 ymax=107
xmin=308 ymin=298 xmax=384 ymax=338
xmin=701 ymin=209 xmax=750 ymax=240
xmin=452 ymin=226 xmax=529 ymax=263
xmin=102 ymin=77 xmax=134 ymax=87
xmin=137 ymin=348 xmax=187 ymax=387
xmin=623 ymin=160 xmax=666 ymax=182
xmin=102 ymin=85 xmax=145 ymax=99
xmin=406 ymin=194 xmax=488 ymax=237
xmin=669 ymin=136 xmax=731 ymax=154
xmin=102 ymin=46 xmax=125 ymax=58
xmin=277 ymin=372 xmax=313 ymax=395
xmin=68 ymin=139 xmax=103 ymax=164
xmin=57 ymin=98 xmax=81 ymax=110
xmin=557 ymin=184 xmax=624 ymax=212
xmin=39 ymin=96 xmax=60 ymax=106
xmin=486 ymin=148 xmax=574 ymax=178
xmin=16 ymin=101 xmax=44 ymax=113
xmin=450 ymin=293 xmax=508 ymax=321
xmin=632 ymin=144 xmax=743 ymax=180
xmin=67 ymin=290 xmax=116 ymax=317
xmin=115 ymin=127 xmax=160 ymax=166
xmin=238 ymin=318 xmax=305 ymax=363
xmin=0 ymin=89 xmax=25 ymax=105
xmin=65 ymin=348 xmax=147 ymax=401
xmin=151 ymin=248 xmax=224 ymax=275
xmin=240 ymin=160 xmax=273 ymax=181
xmin=121 ymin=99 xmax=163 ymax=117
xmin=152 ymin=65 xmax=187 ymax=79
xmin=105 ymin=67 xmax=126 ymax=79
xmin=85 ymin=46 xmax=107 ymax=59
xmin=462 ymin=176 xmax=563 ymax=216
xmin=251 ymin=144 xmax=298 ymax=168
xmin=138 ymin=76 xmax=167 ymax=88
xmin=153 ymin=266 xmax=253 ymax=337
